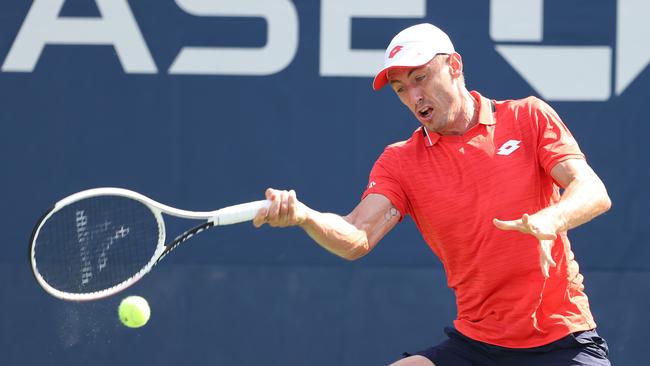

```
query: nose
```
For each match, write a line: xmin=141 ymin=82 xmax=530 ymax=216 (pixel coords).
xmin=408 ymin=88 xmax=423 ymax=108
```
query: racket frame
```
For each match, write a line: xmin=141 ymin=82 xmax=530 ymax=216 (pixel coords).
xmin=30 ymin=187 xmax=268 ymax=301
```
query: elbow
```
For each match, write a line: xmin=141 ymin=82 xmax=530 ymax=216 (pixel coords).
xmin=335 ymin=219 xmax=372 ymax=261
xmin=585 ymin=175 xmax=612 ymax=215
xmin=597 ymin=180 xmax=612 ymax=214
xmin=600 ymin=192 xmax=612 ymax=214
xmin=340 ymin=239 xmax=371 ymax=261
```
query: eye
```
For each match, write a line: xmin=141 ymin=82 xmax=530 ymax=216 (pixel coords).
xmin=391 ymin=84 xmax=404 ymax=93
xmin=415 ymin=74 xmax=426 ymax=82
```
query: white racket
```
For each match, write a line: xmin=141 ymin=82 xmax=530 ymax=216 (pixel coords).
xmin=29 ymin=187 xmax=269 ymax=301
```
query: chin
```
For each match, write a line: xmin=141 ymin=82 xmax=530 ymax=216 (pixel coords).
xmin=422 ymin=124 xmax=437 ymax=133
xmin=424 ymin=120 xmax=440 ymax=131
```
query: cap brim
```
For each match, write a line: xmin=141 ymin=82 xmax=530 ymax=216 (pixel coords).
xmin=372 ymin=68 xmax=391 ymax=91
xmin=372 ymin=62 xmax=431 ymax=91
xmin=372 ymin=52 xmax=436 ymax=91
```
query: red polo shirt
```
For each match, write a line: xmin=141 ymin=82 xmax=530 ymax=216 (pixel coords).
xmin=362 ymin=91 xmax=596 ymax=348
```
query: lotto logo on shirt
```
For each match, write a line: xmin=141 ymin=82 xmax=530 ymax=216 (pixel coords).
xmin=496 ymin=140 xmax=521 ymax=156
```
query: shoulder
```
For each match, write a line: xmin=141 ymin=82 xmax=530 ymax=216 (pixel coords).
xmin=373 ymin=128 xmax=421 ymax=170
xmin=389 ymin=127 xmax=423 ymax=150
xmin=497 ymin=95 xmax=559 ymax=116
xmin=386 ymin=140 xmax=408 ymax=149
xmin=495 ymin=96 xmax=563 ymax=130
xmin=495 ymin=95 xmax=550 ymax=114
xmin=377 ymin=140 xmax=407 ymax=168
xmin=382 ymin=128 xmax=420 ymax=155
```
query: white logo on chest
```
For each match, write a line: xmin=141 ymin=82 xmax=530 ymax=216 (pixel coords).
xmin=496 ymin=139 xmax=521 ymax=156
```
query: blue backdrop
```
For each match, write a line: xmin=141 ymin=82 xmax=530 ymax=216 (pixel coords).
xmin=1 ymin=1 xmax=648 ymax=365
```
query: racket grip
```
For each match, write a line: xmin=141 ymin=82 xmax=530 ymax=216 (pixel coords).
xmin=209 ymin=200 xmax=271 ymax=226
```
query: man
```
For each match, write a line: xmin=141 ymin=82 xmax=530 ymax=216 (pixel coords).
xmin=253 ymin=23 xmax=612 ymax=365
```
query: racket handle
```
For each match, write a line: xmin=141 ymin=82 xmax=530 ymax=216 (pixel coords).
xmin=209 ymin=200 xmax=271 ymax=226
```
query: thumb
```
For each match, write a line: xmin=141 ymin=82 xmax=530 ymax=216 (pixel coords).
xmin=493 ymin=218 xmax=519 ymax=231
xmin=252 ymin=207 xmax=269 ymax=228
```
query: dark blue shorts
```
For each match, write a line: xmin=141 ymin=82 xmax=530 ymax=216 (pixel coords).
xmin=405 ymin=327 xmax=610 ymax=366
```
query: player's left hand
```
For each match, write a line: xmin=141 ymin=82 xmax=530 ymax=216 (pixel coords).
xmin=492 ymin=213 xmax=558 ymax=278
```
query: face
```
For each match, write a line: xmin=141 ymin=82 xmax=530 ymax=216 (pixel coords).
xmin=387 ymin=54 xmax=465 ymax=133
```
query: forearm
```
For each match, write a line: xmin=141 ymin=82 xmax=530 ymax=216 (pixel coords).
xmin=256 ymin=189 xmax=396 ymax=260
xmin=539 ymin=172 xmax=611 ymax=233
xmin=299 ymin=207 xmax=369 ymax=260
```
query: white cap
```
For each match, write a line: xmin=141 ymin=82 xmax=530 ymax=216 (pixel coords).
xmin=372 ymin=23 xmax=455 ymax=90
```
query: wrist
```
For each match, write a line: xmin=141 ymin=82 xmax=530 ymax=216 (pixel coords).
xmin=296 ymin=203 xmax=312 ymax=228
xmin=539 ymin=206 xmax=568 ymax=233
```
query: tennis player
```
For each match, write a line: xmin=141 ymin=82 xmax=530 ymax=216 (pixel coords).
xmin=254 ymin=23 xmax=612 ymax=365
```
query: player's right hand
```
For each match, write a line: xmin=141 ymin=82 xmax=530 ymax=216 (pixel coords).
xmin=253 ymin=188 xmax=308 ymax=228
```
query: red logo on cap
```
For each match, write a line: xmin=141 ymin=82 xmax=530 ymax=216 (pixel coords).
xmin=389 ymin=45 xmax=403 ymax=59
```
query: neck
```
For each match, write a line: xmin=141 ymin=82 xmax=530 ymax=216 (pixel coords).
xmin=439 ymin=91 xmax=479 ymax=135
xmin=463 ymin=91 xmax=480 ymax=131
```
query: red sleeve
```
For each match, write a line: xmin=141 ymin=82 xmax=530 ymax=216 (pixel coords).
xmin=530 ymin=98 xmax=585 ymax=176
xmin=361 ymin=146 xmax=409 ymax=219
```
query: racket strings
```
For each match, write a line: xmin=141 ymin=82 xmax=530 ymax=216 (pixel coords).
xmin=32 ymin=196 xmax=161 ymax=295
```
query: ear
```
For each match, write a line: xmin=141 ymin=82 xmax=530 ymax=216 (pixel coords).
xmin=448 ymin=52 xmax=463 ymax=79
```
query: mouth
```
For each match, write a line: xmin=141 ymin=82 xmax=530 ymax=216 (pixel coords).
xmin=417 ymin=107 xmax=434 ymax=120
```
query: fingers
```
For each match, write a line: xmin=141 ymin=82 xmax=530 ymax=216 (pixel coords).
xmin=287 ymin=190 xmax=296 ymax=219
xmin=278 ymin=190 xmax=289 ymax=219
xmin=254 ymin=188 xmax=279 ymax=228
xmin=287 ymin=189 xmax=298 ymax=224
xmin=540 ymin=260 xmax=548 ymax=278
xmin=268 ymin=189 xmax=282 ymax=219
xmin=254 ymin=188 xmax=303 ymax=228
xmin=540 ymin=240 xmax=556 ymax=266
xmin=538 ymin=239 xmax=557 ymax=278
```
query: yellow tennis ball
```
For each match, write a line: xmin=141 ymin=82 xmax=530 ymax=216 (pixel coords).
xmin=118 ymin=295 xmax=150 ymax=328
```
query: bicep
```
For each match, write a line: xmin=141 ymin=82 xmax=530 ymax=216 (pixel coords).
xmin=344 ymin=193 xmax=401 ymax=250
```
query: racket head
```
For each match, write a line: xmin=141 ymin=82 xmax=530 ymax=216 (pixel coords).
xmin=29 ymin=188 xmax=167 ymax=301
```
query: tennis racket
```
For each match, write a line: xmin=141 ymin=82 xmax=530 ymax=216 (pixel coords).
xmin=29 ymin=187 xmax=270 ymax=301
